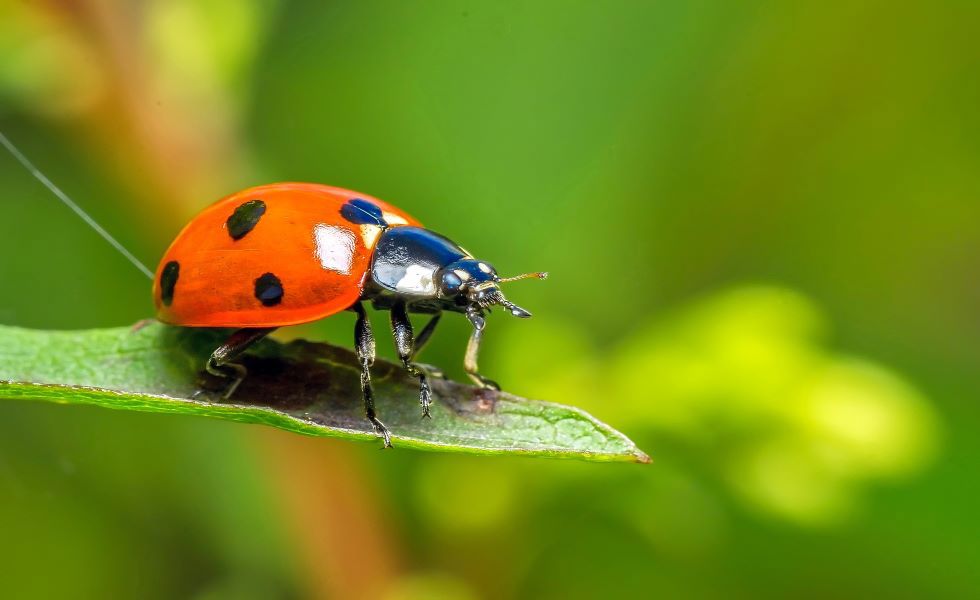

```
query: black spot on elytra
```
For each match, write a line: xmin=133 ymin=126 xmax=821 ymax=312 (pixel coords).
xmin=254 ymin=272 xmax=284 ymax=306
xmin=160 ymin=260 xmax=180 ymax=306
xmin=340 ymin=198 xmax=387 ymax=227
xmin=226 ymin=199 xmax=266 ymax=240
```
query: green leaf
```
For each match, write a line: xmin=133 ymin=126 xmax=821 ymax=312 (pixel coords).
xmin=0 ymin=323 xmax=649 ymax=463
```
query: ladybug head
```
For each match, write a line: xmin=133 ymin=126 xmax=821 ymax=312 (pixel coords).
xmin=437 ymin=259 xmax=547 ymax=317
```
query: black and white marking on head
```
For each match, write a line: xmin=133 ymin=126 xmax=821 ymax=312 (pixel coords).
xmin=226 ymin=199 xmax=266 ymax=240
xmin=160 ymin=260 xmax=180 ymax=306
xmin=340 ymin=198 xmax=387 ymax=227
xmin=254 ymin=272 xmax=284 ymax=306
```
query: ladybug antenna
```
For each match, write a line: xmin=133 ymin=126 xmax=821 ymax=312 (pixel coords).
xmin=0 ymin=131 xmax=154 ymax=280
xmin=497 ymin=271 xmax=548 ymax=284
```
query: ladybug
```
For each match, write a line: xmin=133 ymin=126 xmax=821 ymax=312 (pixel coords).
xmin=153 ymin=183 xmax=545 ymax=447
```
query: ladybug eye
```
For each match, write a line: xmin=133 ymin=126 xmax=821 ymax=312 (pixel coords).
xmin=440 ymin=271 xmax=463 ymax=295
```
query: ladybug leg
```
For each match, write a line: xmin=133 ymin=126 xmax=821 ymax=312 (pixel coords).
xmin=203 ymin=327 xmax=276 ymax=399
xmin=464 ymin=307 xmax=500 ymax=390
xmin=353 ymin=301 xmax=391 ymax=448
xmin=409 ymin=313 xmax=445 ymax=379
xmin=390 ymin=302 xmax=435 ymax=419
xmin=412 ymin=312 xmax=441 ymax=359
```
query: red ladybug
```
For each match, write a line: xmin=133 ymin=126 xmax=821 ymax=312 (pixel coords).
xmin=154 ymin=183 xmax=545 ymax=446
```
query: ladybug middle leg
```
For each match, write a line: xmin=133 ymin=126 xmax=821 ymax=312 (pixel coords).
xmin=464 ymin=307 xmax=500 ymax=390
xmin=409 ymin=312 xmax=445 ymax=379
xmin=411 ymin=311 xmax=441 ymax=363
xmin=389 ymin=301 xmax=441 ymax=419
xmin=205 ymin=327 xmax=276 ymax=399
xmin=353 ymin=301 xmax=392 ymax=448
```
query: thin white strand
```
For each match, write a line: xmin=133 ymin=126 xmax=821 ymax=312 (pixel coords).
xmin=0 ymin=131 xmax=155 ymax=280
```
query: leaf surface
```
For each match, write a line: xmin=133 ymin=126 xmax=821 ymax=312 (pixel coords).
xmin=0 ymin=323 xmax=649 ymax=463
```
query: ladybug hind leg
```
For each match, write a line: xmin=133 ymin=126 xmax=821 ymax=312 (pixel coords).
xmin=353 ymin=301 xmax=392 ymax=448
xmin=204 ymin=327 xmax=276 ymax=399
xmin=390 ymin=302 xmax=442 ymax=419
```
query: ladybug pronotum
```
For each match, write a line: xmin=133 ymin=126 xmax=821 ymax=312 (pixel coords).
xmin=153 ymin=183 xmax=545 ymax=447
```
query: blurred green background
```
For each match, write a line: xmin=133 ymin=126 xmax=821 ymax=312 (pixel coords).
xmin=1 ymin=1 xmax=977 ymax=598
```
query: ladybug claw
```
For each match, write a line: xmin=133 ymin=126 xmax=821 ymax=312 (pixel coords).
xmin=420 ymin=380 xmax=432 ymax=419
xmin=223 ymin=378 xmax=245 ymax=400
xmin=476 ymin=375 xmax=500 ymax=391
xmin=204 ymin=357 xmax=247 ymax=401
xmin=370 ymin=418 xmax=392 ymax=448
xmin=190 ymin=388 xmax=221 ymax=403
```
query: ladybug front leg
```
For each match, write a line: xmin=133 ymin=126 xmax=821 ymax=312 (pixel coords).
xmin=353 ymin=301 xmax=392 ymax=448
xmin=464 ymin=307 xmax=500 ymax=390
xmin=204 ymin=327 xmax=276 ymax=399
xmin=390 ymin=301 xmax=437 ymax=419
